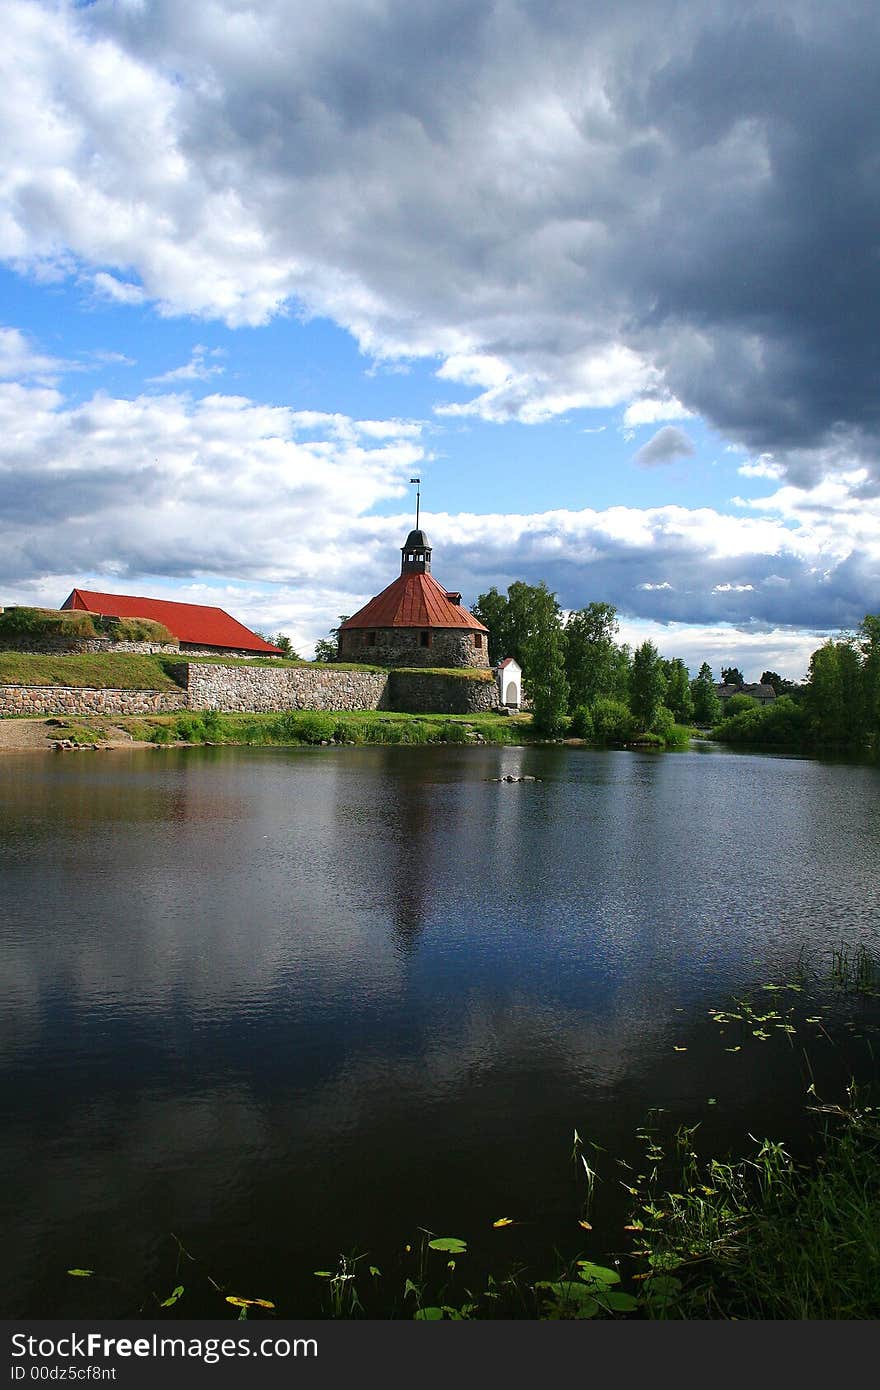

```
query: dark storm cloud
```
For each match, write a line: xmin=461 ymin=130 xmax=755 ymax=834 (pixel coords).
xmin=50 ymin=0 xmax=876 ymax=474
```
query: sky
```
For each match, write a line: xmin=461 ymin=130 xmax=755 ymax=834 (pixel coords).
xmin=2 ymin=0 xmax=879 ymax=677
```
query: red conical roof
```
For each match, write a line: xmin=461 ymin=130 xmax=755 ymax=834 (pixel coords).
xmin=340 ymin=572 xmax=487 ymax=632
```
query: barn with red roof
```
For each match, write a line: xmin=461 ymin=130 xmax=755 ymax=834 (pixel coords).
xmin=61 ymin=589 xmax=282 ymax=657
xmin=338 ymin=529 xmax=489 ymax=669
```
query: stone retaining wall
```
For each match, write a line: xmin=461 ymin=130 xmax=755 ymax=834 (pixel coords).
xmin=0 ymin=636 xmax=180 ymax=655
xmin=388 ymin=670 xmax=499 ymax=715
xmin=0 ymin=664 xmax=499 ymax=717
xmin=182 ymin=662 xmax=390 ymax=712
xmin=0 ymin=685 xmax=188 ymax=716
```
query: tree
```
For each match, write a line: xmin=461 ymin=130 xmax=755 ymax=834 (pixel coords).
xmin=630 ymin=641 xmax=667 ymax=728
xmin=859 ymin=615 xmax=880 ymax=743
xmin=691 ymin=662 xmax=721 ymax=725
xmin=721 ymin=666 xmax=745 ymax=687
xmin=526 ymin=622 xmax=569 ymax=736
xmin=313 ymin=615 xmax=349 ymax=663
xmin=470 ymin=587 xmax=509 ymax=666
xmin=662 ymin=657 xmax=694 ymax=724
xmin=473 ymin=581 xmax=564 ymax=678
xmin=724 ymin=692 xmax=758 ymax=717
xmin=273 ymin=633 xmax=299 ymax=659
xmin=806 ymin=641 xmax=845 ymax=743
xmin=564 ymin=602 xmax=621 ymax=708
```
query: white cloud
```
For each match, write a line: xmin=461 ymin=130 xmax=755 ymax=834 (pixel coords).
xmin=91 ymin=272 xmax=146 ymax=305
xmin=0 ymin=326 xmax=68 ymax=381
xmin=149 ymin=345 xmax=226 ymax=384
xmin=738 ymin=454 xmax=784 ymax=480
xmin=622 ymin=398 xmax=694 ymax=430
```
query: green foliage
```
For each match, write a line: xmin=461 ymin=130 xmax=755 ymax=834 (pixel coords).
xmin=272 ymin=633 xmax=299 ymax=659
xmin=661 ymin=659 xmax=694 ymax=724
xmin=713 ymin=695 xmax=809 ymax=747
xmin=273 ymin=711 xmax=337 ymax=744
xmin=721 ymin=666 xmax=745 ymax=686
xmin=649 ymin=704 xmax=676 ymax=740
xmin=590 ymin=697 xmax=634 ymax=742
xmin=472 ymin=581 xmax=563 ymax=677
xmin=110 ymin=617 xmax=175 ymax=643
xmin=723 ymin=692 xmax=758 ymax=717
xmin=690 ymin=662 xmax=721 ymax=725
xmin=527 ymin=625 xmax=569 ymax=736
xmin=569 ymin=704 xmax=594 ymax=739
xmin=564 ymin=603 xmax=625 ymax=708
xmin=631 ymin=1102 xmax=880 ymax=1319
xmin=0 ymin=606 xmax=99 ymax=639
xmin=629 ymin=641 xmax=667 ymax=728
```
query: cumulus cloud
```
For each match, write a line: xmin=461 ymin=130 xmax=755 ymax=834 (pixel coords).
xmin=633 ymin=425 xmax=696 ymax=468
xmin=2 ymin=0 xmax=878 ymax=474
xmin=149 ymin=345 xmax=226 ymax=384
xmin=91 ymin=272 xmax=146 ymax=306
xmin=623 ymin=398 xmax=694 ymax=430
xmin=0 ymin=326 xmax=69 ymax=381
xmin=0 ymin=366 xmax=876 ymax=662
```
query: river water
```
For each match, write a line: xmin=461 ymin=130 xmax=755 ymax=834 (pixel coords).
xmin=2 ymin=742 xmax=879 ymax=1316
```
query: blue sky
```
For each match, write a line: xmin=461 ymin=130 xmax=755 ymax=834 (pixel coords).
xmin=2 ymin=1 xmax=879 ymax=676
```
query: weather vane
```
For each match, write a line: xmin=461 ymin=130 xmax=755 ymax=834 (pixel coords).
xmin=410 ymin=477 xmax=421 ymax=530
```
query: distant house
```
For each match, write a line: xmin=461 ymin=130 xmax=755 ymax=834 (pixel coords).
xmin=61 ymin=589 xmax=282 ymax=657
xmin=497 ymin=656 xmax=522 ymax=709
xmin=715 ymin=681 xmax=777 ymax=706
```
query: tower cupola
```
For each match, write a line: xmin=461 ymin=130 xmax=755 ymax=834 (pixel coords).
xmin=401 ymin=529 xmax=432 ymax=574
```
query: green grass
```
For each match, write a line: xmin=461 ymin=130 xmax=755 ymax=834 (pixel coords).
xmin=629 ymin=1098 xmax=880 ymax=1319
xmin=0 ymin=652 xmax=185 ymax=690
xmin=0 ymin=607 xmax=173 ymax=643
xmin=123 ymin=709 xmax=533 ymax=747
xmin=391 ymin=666 xmax=497 ymax=682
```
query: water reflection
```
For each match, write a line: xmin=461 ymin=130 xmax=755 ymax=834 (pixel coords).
xmin=1 ymin=744 xmax=879 ymax=1315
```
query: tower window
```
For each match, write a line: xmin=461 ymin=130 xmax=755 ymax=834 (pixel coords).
xmin=367 ymin=631 xmax=377 ymax=646
xmin=420 ymin=630 xmax=431 ymax=647
xmin=474 ymin=634 xmax=482 ymax=649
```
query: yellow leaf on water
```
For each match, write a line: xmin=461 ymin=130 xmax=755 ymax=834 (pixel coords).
xmin=577 ymin=1220 xmax=593 ymax=1231
xmin=226 ymin=1295 xmax=275 ymax=1310
xmin=673 ymin=1046 xmax=687 ymax=1052
xmin=493 ymin=1217 xmax=515 ymax=1228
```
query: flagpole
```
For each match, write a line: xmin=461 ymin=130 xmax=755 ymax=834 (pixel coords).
xmin=410 ymin=477 xmax=421 ymax=530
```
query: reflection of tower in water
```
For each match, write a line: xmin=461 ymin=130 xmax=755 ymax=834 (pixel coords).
xmin=387 ymin=768 xmax=433 ymax=958
xmin=357 ymin=745 xmax=440 ymax=959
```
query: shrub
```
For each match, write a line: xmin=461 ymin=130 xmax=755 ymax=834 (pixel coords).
xmin=0 ymin=607 xmax=99 ymax=639
xmin=724 ymin=692 xmax=759 ymax=717
xmin=591 ymin=697 xmax=635 ymax=742
xmin=714 ymin=695 xmax=810 ymax=748
xmin=437 ymin=721 xmax=470 ymax=743
xmin=570 ymin=704 xmax=595 ymax=739
xmin=649 ymin=704 xmax=676 ymax=740
xmin=107 ymin=616 xmax=174 ymax=643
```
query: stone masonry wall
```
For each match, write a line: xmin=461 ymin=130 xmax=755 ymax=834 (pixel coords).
xmin=0 ymin=664 xmax=500 ymax=718
xmin=388 ymin=670 xmax=499 ymax=715
xmin=182 ymin=663 xmax=390 ymax=712
xmin=0 ymin=636 xmax=180 ymax=655
xmin=0 ymin=685 xmax=188 ymax=716
xmin=339 ymin=627 xmax=489 ymax=668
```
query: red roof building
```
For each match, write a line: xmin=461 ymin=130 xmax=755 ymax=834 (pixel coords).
xmin=338 ymin=530 xmax=489 ymax=668
xmin=61 ymin=589 xmax=282 ymax=656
